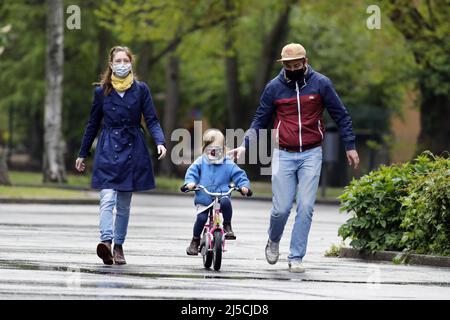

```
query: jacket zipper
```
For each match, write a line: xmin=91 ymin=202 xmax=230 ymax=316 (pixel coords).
xmin=276 ymin=120 xmax=282 ymax=142
xmin=295 ymin=82 xmax=303 ymax=152
xmin=318 ymin=119 xmax=324 ymax=140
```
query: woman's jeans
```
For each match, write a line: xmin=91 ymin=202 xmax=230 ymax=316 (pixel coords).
xmin=193 ymin=197 xmax=232 ymax=238
xmin=269 ymin=147 xmax=322 ymax=262
xmin=99 ymin=189 xmax=133 ymax=245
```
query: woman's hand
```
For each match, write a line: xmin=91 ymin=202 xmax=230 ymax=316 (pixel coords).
xmin=157 ymin=145 xmax=167 ymax=160
xmin=241 ymin=186 xmax=249 ymax=195
xmin=75 ymin=157 xmax=86 ymax=173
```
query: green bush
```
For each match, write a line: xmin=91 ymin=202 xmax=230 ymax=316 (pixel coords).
xmin=338 ymin=151 xmax=450 ymax=256
xmin=400 ymin=157 xmax=450 ymax=255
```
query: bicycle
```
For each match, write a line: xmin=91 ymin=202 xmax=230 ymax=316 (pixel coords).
xmin=181 ymin=184 xmax=252 ymax=271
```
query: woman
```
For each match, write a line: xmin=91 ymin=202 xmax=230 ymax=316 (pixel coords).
xmin=75 ymin=46 xmax=166 ymax=265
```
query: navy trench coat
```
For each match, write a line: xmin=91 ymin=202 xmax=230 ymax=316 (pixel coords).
xmin=78 ymin=81 xmax=165 ymax=192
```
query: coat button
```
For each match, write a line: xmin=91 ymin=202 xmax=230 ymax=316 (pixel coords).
xmin=128 ymin=143 xmax=132 ymax=147
xmin=112 ymin=107 xmax=116 ymax=111
xmin=115 ymin=131 xmax=118 ymax=135
xmin=127 ymin=106 xmax=131 ymax=109
xmin=114 ymin=144 xmax=118 ymax=148
xmin=128 ymin=155 xmax=132 ymax=159
xmin=114 ymin=155 xmax=118 ymax=159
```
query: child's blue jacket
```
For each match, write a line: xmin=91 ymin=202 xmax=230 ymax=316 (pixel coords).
xmin=184 ymin=155 xmax=251 ymax=206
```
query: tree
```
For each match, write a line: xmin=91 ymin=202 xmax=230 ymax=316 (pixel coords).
xmin=0 ymin=23 xmax=11 ymax=185
xmin=43 ymin=0 xmax=66 ymax=182
xmin=386 ymin=0 xmax=450 ymax=155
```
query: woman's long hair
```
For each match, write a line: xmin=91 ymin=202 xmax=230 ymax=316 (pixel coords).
xmin=97 ymin=46 xmax=135 ymax=96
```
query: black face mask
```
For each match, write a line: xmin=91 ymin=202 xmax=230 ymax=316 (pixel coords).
xmin=285 ymin=68 xmax=305 ymax=82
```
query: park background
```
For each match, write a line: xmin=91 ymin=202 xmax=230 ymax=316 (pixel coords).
xmin=0 ymin=0 xmax=448 ymax=200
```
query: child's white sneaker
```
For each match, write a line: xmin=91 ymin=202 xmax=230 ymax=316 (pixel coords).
xmin=288 ymin=260 xmax=305 ymax=273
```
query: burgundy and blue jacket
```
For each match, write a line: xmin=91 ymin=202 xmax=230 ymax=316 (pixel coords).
xmin=244 ymin=65 xmax=356 ymax=151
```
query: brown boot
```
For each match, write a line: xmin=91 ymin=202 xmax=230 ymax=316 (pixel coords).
xmin=113 ymin=244 xmax=126 ymax=265
xmin=97 ymin=241 xmax=113 ymax=265
xmin=186 ymin=237 xmax=200 ymax=255
xmin=223 ymin=221 xmax=236 ymax=240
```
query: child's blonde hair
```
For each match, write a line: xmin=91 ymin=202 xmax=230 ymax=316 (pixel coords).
xmin=202 ymin=129 xmax=227 ymax=153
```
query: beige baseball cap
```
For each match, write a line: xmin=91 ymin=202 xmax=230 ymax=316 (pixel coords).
xmin=277 ymin=43 xmax=307 ymax=62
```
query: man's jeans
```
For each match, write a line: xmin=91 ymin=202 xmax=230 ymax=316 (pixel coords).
xmin=268 ymin=146 xmax=322 ymax=262
xmin=99 ymin=189 xmax=132 ymax=245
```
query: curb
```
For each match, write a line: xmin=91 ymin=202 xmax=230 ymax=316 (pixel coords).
xmin=339 ymin=247 xmax=450 ymax=268
xmin=1 ymin=185 xmax=340 ymax=205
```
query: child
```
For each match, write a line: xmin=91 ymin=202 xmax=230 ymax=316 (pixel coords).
xmin=184 ymin=129 xmax=251 ymax=255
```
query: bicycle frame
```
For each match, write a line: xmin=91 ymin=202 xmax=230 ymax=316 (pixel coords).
xmin=197 ymin=185 xmax=235 ymax=252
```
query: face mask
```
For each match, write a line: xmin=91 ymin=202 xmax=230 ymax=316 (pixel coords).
xmin=205 ymin=145 xmax=224 ymax=164
xmin=112 ymin=63 xmax=132 ymax=78
xmin=285 ymin=67 xmax=305 ymax=82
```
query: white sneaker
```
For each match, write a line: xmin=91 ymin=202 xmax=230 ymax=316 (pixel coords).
xmin=265 ymin=239 xmax=279 ymax=265
xmin=288 ymin=260 xmax=305 ymax=273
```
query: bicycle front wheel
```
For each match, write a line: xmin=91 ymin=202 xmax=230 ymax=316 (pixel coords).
xmin=213 ymin=230 xmax=223 ymax=271
xmin=202 ymin=232 xmax=213 ymax=269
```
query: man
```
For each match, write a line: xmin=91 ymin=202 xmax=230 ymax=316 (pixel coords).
xmin=228 ymin=43 xmax=359 ymax=273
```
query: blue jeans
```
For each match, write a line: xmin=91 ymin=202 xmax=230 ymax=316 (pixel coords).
xmin=269 ymin=146 xmax=322 ymax=262
xmin=99 ymin=189 xmax=133 ymax=245
xmin=193 ymin=197 xmax=232 ymax=238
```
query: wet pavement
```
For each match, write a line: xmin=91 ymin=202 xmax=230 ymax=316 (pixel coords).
xmin=0 ymin=193 xmax=449 ymax=299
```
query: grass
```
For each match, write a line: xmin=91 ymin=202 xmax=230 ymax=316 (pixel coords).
xmin=0 ymin=186 xmax=94 ymax=199
xmin=2 ymin=170 xmax=344 ymax=200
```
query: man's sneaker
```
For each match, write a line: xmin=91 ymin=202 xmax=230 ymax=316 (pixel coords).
xmin=265 ymin=239 xmax=279 ymax=265
xmin=288 ymin=260 xmax=305 ymax=273
xmin=186 ymin=237 xmax=200 ymax=255
xmin=223 ymin=221 xmax=236 ymax=240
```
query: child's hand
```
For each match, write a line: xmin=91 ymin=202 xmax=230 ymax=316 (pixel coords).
xmin=241 ymin=187 xmax=249 ymax=195
xmin=187 ymin=183 xmax=196 ymax=190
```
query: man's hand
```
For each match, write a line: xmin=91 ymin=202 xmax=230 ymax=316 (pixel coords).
xmin=241 ymin=186 xmax=249 ymax=195
xmin=157 ymin=145 xmax=167 ymax=160
xmin=227 ymin=146 xmax=246 ymax=161
xmin=75 ymin=157 xmax=86 ymax=173
xmin=346 ymin=150 xmax=360 ymax=169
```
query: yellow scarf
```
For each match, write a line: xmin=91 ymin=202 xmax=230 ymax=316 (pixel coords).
xmin=111 ymin=72 xmax=134 ymax=92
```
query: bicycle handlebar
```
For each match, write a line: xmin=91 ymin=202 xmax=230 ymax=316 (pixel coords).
xmin=180 ymin=184 xmax=253 ymax=197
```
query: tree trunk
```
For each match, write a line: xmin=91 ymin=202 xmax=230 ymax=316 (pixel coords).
xmin=96 ymin=26 xmax=111 ymax=79
xmin=224 ymin=0 xmax=241 ymax=129
xmin=250 ymin=1 xmax=296 ymax=112
xmin=0 ymin=146 xmax=11 ymax=185
xmin=136 ymin=41 xmax=153 ymax=83
xmin=387 ymin=0 xmax=450 ymax=155
xmin=160 ymin=53 xmax=180 ymax=176
xmin=43 ymin=0 xmax=66 ymax=183
xmin=417 ymin=89 xmax=450 ymax=155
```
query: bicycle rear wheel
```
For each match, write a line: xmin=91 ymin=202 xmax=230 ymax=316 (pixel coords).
xmin=213 ymin=230 xmax=222 ymax=271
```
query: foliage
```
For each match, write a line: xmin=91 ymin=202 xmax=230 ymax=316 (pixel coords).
xmin=400 ymin=153 xmax=450 ymax=255
xmin=339 ymin=151 xmax=450 ymax=255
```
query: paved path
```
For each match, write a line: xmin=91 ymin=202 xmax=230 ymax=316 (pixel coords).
xmin=0 ymin=194 xmax=449 ymax=299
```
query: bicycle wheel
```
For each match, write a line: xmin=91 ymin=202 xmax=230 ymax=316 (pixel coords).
xmin=202 ymin=232 xmax=213 ymax=269
xmin=212 ymin=230 xmax=223 ymax=271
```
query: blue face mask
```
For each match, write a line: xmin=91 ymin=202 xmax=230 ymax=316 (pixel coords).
xmin=112 ymin=63 xmax=132 ymax=78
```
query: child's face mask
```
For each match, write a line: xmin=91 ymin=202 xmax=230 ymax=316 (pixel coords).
xmin=205 ymin=145 xmax=224 ymax=164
